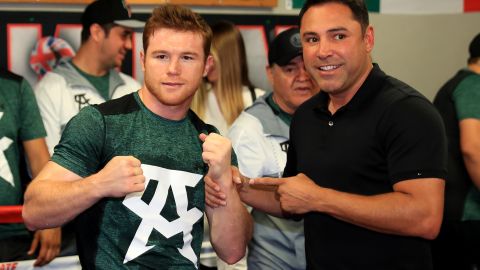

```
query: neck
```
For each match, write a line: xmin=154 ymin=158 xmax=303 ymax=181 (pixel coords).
xmin=468 ymin=62 xmax=480 ymax=74
xmin=72 ymin=44 xmax=109 ymax=76
xmin=272 ymin=93 xmax=294 ymax=115
xmin=138 ymin=87 xmax=189 ymax=121
xmin=328 ymin=62 xmax=373 ymax=114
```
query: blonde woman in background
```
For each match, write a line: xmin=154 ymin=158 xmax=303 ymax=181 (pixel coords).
xmin=192 ymin=21 xmax=265 ymax=270
xmin=191 ymin=20 xmax=265 ymax=136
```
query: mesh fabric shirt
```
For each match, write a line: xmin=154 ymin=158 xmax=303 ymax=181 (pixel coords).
xmin=52 ymin=92 xmax=215 ymax=269
xmin=0 ymin=70 xmax=46 ymax=240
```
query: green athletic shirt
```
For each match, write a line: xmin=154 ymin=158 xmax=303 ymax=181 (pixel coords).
xmin=0 ymin=70 xmax=46 ymax=239
xmin=52 ymin=92 xmax=224 ymax=269
xmin=71 ymin=61 xmax=110 ymax=100
xmin=265 ymin=92 xmax=292 ymax=126
xmin=453 ymin=72 xmax=480 ymax=221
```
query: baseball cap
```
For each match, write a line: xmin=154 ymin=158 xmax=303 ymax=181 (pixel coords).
xmin=469 ymin=32 xmax=480 ymax=60
xmin=268 ymin=27 xmax=302 ymax=66
xmin=81 ymin=0 xmax=144 ymax=31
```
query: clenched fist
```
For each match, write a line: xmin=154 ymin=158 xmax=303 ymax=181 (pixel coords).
xmin=200 ymin=133 xmax=232 ymax=186
xmin=93 ymin=156 xmax=145 ymax=198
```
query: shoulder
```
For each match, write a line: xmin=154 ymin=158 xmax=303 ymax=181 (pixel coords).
xmin=455 ymin=72 xmax=480 ymax=94
xmin=379 ymin=75 xmax=429 ymax=105
xmin=64 ymin=105 xmax=104 ymax=130
xmin=35 ymin=71 xmax=67 ymax=91
xmin=254 ymin=87 xmax=267 ymax=97
xmin=94 ymin=92 xmax=139 ymax=116
xmin=0 ymin=70 xmax=35 ymax=99
xmin=245 ymin=95 xmax=270 ymax=114
xmin=0 ymin=69 xmax=23 ymax=96
xmin=228 ymin=111 xmax=264 ymax=142
xmin=231 ymin=111 xmax=263 ymax=131
xmin=0 ymin=68 xmax=23 ymax=84
xmin=370 ymin=74 xmax=438 ymax=122
xmin=118 ymin=72 xmax=141 ymax=88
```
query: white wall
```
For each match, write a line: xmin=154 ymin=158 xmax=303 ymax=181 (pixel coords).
xmin=1 ymin=1 xmax=479 ymax=100
xmin=371 ymin=12 xmax=480 ymax=100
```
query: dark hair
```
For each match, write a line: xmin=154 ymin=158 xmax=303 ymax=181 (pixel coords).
xmin=468 ymin=57 xmax=479 ymax=65
xmin=299 ymin=0 xmax=369 ymax=33
xmin=142 ymin=4 xmax=212 ymax=59
xmin=80 ymin=23 xmax=116 ymax=43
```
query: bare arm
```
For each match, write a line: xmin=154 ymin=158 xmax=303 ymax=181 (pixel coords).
xmin=251 ymin=174 xmax=445 ymax=240
xmin=200 ymin=134 xmax=253 ymax=264
xmin=23 ymin=156 xmax=145 ymax=230
xmin=459 ymin=119 xmax=480 ymax=189
xmin=23 ymin=138 xmax=61 ymax=266
xmin=22 ymin=138 xmax=50 ymax=177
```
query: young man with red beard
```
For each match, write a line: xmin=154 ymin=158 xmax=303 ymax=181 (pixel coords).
xmin=22 ymin=5 xmax=252 ymax=269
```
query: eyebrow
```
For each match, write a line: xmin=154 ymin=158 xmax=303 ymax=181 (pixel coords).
xmin=327 ymin=27 xmax=348 ymax=33
xmin=150 ymin=50 xmax=200 ymax=56
xmin=302 ymin=27 xmax=348 ymax=37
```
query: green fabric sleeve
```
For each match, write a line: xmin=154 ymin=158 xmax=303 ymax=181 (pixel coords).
xmin=19 ymin=79 xmax=46 ymax=141
xmin=453 ymin=74 xmax=480 ymax=120
xmin=51 ymin=106 xmax=105 ymax=178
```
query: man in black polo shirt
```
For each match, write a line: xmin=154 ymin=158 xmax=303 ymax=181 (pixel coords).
xmin=242 ymin=0 xmax=448 ymax=269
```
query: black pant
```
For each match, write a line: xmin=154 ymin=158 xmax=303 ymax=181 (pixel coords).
xmin=432 ymin=220 xmax=480 ymax=270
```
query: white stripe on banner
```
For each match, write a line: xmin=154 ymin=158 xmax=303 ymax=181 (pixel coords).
xmin=0 ymin=255 xmax=81 ymax=270
xmin=380 ymin=0 xmax=463 ymax=14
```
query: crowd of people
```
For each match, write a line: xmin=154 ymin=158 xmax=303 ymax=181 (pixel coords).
xmin=0 ymin=0 xmax=478 ymax=269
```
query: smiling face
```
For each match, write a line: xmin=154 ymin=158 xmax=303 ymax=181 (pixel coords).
xmin=300 ymin=2 xmax=374 ymax=98
xmin=267 ymin=55 xmax=318 ymax=114
xmin=140 ymin=27 xmax=211 ymax=117
xmin=99 ymin=25 xmax=133 ymax=69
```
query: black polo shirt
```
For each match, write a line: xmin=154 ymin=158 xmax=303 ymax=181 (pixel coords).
xmin=285 ymin=64 xmax=447 ymax=270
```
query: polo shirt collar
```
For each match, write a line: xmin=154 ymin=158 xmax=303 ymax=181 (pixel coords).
xmin=315 ymin=63 xmax=387 ymax=113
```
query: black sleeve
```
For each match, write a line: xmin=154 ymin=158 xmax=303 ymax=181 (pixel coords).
xmin=378 ymin=96 xmax=448 ymax=184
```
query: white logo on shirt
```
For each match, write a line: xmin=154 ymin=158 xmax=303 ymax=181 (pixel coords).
xmin=0 ymin=112 xmax=14 ymax=186
xmin=122 ymin=164 xmax=203 ymax=268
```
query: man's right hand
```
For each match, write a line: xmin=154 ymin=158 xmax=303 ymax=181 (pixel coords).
xmin=93 ymin=156 xmax=145 ymax=198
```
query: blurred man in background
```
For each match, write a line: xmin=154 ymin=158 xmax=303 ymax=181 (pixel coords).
xmin=432 ymin=32 xmax=480 ymax=270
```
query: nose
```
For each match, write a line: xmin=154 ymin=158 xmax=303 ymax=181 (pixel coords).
xmin=315 ymin=39 xmax=332 ymax=59
xmin=297 ymin=66 xmax=310 ymax=82
xmin=125 ymin=36 xmax=132 ymax=50
xmin=167 ymin=58 xmax=180 ymax=75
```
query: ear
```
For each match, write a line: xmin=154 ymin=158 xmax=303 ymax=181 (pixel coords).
xmin=90 ymin=23 xmax=105 ymax=42
xmin=140 ymin=50 xmax=146 ymax=72
xmin=364 ymin=25 xmax=375 ymax=53
xmin=266 ymin=65 xmax=274 ymax=86
xmin=203 ymin=54 xmax=214 ymax=77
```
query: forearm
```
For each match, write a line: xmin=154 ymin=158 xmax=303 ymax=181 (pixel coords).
xmin=239 ymin=184 xmax=283 ymax=217
xmin=312 ymin=180 xmax=444 ymax=239
xmin=23 ymin=138 xmax=50 ymax=177
xmin=206 ymin=182 xmax=252 ymax=264
xmin=463 ymin=151 xmax=480 ymax=189
xmin=459 ymin=119 xmax=480 ymax=189
xmin=23 ymin=175 xmax=100 ymax=230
